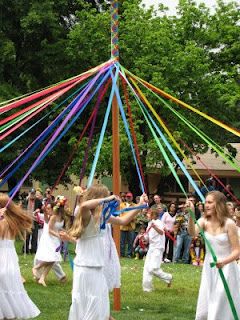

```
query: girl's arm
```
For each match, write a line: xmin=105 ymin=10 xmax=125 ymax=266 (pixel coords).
xmin=59 ymin=230 xmax=77 ymax=244
xmin=43 ymin=205 xmax=49 ymax=223
xmin=48 ymin=215 xmax=60 ymax=238
xmin=216 ymin=220 xmax=240 ymax=268
xmin=187 ymin=200 xmax=205 ymax=236
xmin=80 ymin=195 xmax=119 ymax=224
xmin=109 ymin=194 xmax=148 ymax=226
xmin=152 ymin=222 xmax=164 ymax=235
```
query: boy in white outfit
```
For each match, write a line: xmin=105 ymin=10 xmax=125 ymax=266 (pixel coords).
xmin=142 ymin=208 xmax=172 ymax=292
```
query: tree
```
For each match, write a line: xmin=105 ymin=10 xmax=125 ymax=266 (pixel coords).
xmin=0 ymin=0 xmax=239 ymax=193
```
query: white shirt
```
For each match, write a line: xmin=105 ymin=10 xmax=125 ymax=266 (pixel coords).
xmin=147 ymin=219 xmax=165 ymax=250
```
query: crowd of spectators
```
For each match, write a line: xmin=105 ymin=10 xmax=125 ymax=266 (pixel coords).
xmin=16 ymin=180 xmax=239 ymax=267
xmin=119 ymin=181 xmax=239 ymax=266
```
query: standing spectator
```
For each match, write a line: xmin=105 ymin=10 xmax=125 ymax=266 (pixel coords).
xmin=162 ymin=202 xmax=177 ymax=262
xmin=120 ymin=192 xmax=126 ymax=203
xmin=223 ymin=184 xmax=235 ymax=202
xmin=196 ymin=202 xmax=204 ymax=217
xmin=189 ymin=195 xmax=201 ymax=220
xmin=120 ymin=192 xmax=136 ymax=258
xmin=142 ymin=209 xmax=172 ymax=292
xmin=226 ymin=201 xmax=236 ymax=221
xmin=150 ymin=194 xmax=167 ymax=220
xmin=23 ymin=189 xmax=42 ymax=254
xmin=174 ymin=202 xmax=192 ymax=264
xmin=43 ymin=187 xmax=55 ymax=205
xmin=198 ymin=178 xmax=216 ymax=198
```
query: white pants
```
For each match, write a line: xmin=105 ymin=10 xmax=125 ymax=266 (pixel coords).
xmin=34 ymin=257 xmax=66 ymax=280
xmin=142 ymin=247 xmax=172 ymax=292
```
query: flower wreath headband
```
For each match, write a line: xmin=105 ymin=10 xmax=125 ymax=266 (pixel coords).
xmin=54 ymin=195 xmax=67 ymax=211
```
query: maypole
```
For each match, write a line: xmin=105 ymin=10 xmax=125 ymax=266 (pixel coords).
xmin=111 ymin=0 xmax=121 ymax=312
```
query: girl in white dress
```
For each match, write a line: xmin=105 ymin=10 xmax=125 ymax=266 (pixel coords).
xmin=33 ymin=202 xmax=67 ymax=284
xmin=0 ymin=193 xmax=40 ymax=319
xmin=33 ymin=199 xmax=66 ymax=287
xmin=60 ymin=184 xmax=147 ymax=320
xmin=188 ymin=191 xmax=240 ymax=320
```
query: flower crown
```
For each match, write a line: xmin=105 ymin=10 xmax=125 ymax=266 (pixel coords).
xmin=54 ymin=195 xmax=67 ymax=211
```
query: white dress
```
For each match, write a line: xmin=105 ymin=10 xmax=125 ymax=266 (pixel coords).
xmin=0 ymin=239 xmax=40 ymax=319
xmin=35 ymin=220 xmax=64 ymax=262
xmin=196 ymin=232 xmax=240 ymax=320
xmin=103 ymin=224 xmax=121 ymax=291
xmin=69 ymin=216 xmax=110 ymax=320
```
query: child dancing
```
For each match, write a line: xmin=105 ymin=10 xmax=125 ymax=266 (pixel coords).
xmin=142 ymin=208 xmax=172 ymax=292
xmin=60 ymin=184 xmax=147 ymax=320
xmin=0 ymin=193 xmax=40 ymax=319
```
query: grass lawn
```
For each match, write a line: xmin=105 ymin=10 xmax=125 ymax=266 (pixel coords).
xmin=17 ymin=241 xmax=201 ymax=320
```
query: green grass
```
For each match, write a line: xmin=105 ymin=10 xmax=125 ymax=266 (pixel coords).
xmin=16 ymin=241 xmax=201 ymax=319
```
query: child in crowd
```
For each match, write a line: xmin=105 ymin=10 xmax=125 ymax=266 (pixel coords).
xmin=189 ymin=236 xmax=205 ymax=266
xmin=133 ymin=225 xmax=148 ymax=259
xmin=142 ymin=208 xmax=172 ymax=292
xmin=59 ymin=184 xmax=148 ymax=320
xmin=0 ymin=193 xmax=40 ymax=319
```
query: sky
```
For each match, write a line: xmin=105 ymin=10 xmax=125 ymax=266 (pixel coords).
xmin=142 ymin=0 xmax=240 ymax=14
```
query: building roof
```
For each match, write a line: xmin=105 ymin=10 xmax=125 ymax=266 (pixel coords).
xmin=182 ymin=143 xmax=240 ymax=173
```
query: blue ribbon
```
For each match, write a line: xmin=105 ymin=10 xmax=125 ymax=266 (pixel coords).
xmin=87 ymin=65 xmax=120 ymax=187
xmin=111 ymin=70 xmax=145 ymax=193
xmin=100 ymin=200 xmax=148 ymax=230
xmin=6 ymin=67 xmax=113 ymax=195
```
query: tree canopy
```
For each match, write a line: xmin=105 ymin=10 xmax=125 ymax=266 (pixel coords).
xmin=0 ymin=0 xmax=239 ymax=193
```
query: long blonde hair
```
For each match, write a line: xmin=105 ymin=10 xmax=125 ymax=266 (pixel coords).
xmin=205 ymin=191 xmax=230 ymax=226
xmin=0 ymin=193 xmax=32 ymax=239
xmin=69 ymin=184 xmax=109 ymax=238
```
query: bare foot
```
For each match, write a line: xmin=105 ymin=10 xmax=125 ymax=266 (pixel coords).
xmin=109 ymin=316 xmax=116 ymax=320
xmin=38 ymin=278 xmax=47 ymax=287
xmin=167 ymin=277 xmax=173 ymax=288
xmin=59 ymin=276 xmax=67 ymax=283
xmin=32 ymin=267 xmax=40 ymax=280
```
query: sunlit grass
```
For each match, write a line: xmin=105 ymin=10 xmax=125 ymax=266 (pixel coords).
xmin=16 ymin=241 xmax=201 ymax=319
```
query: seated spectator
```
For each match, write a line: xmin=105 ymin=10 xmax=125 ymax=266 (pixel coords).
xmin=189 ymin=236 xmax=205 ymax=266
xmin=133 ymin=226 xmax=148 ymax=259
